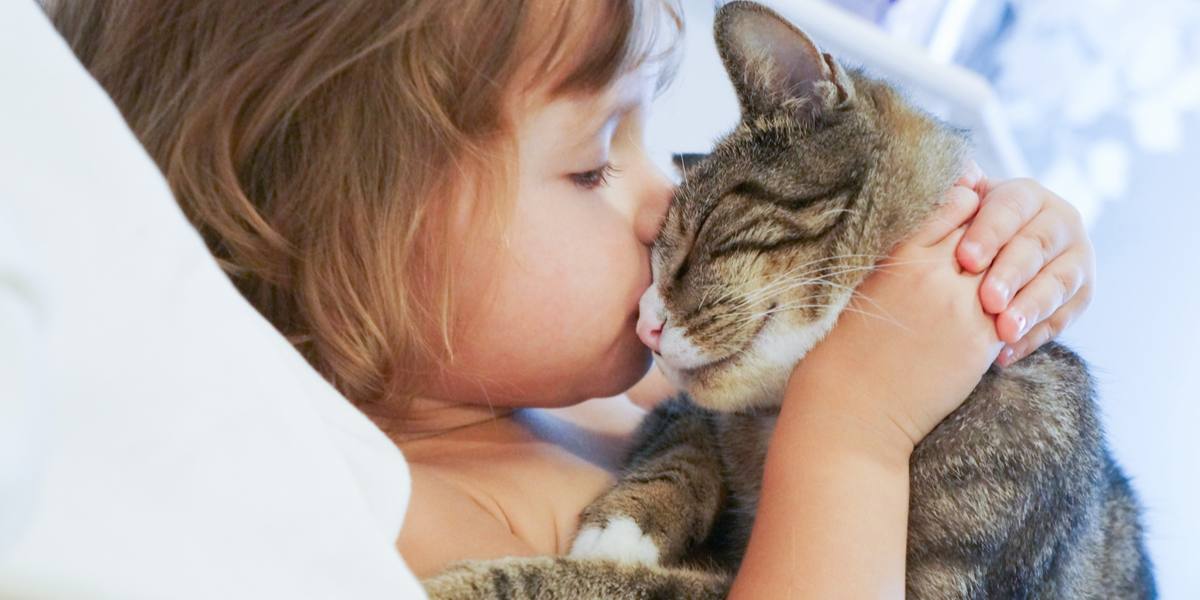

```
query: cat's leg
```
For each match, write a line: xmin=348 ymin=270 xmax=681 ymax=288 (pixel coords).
xmin=422 ymin=556 xmax=730 ymax=600
xmin=569 ymin=397 xmax=726 ymax=567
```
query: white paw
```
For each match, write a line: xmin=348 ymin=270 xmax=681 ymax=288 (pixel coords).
xmin=568 ymin=516 xmax=661 ymax=565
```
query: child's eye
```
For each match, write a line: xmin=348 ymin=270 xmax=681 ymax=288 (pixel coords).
xmin=569 ymin=162 xmax=620 ymax=191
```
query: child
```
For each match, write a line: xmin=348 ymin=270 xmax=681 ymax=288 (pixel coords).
xmin=50 ymin=0 xmax=1095 ymax=595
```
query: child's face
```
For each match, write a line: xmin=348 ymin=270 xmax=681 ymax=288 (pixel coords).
xmin=442 ymin=71 xmax=672 ymax=408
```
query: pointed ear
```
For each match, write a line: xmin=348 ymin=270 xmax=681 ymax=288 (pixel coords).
xmin=714 ymin=1 xmax=855 ymax=119
xmin=671 ymin=153 xmax=709 ymax=175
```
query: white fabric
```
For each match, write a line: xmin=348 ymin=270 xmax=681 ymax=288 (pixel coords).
xmin=0 ymin=1 xmax=426 ymax=598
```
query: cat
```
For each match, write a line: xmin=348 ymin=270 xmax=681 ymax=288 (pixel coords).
xmin=422 ymin=2 xmax=1156 ymax=598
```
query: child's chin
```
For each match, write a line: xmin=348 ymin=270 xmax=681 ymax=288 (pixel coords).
xmin=600 ymin=344 xmax=655 ymax=398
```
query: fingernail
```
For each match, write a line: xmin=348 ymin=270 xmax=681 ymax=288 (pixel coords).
xmin=990 ymin=279 xmax=1011 ymax=305
xmin=1010 ymin=311 xmax=1028 ymax=338
xmin=966 ymin=160 xmax=983 ymax=182
xmin=998 ymin=346 xmax=1015 ymax=367
xmin=961 ymin=240 xmax=982 ymax=264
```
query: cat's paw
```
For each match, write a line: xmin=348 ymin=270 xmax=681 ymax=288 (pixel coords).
xmin=568 ymin=515 xmax=661 ymax=565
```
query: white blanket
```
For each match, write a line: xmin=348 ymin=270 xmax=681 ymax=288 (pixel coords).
xmin=0 ymin=1 xmax=426 ymax=597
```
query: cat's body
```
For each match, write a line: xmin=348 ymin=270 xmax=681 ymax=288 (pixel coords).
xmin=569 ymin=344 xmax=1154 ymax=598
xmin=423 ymin=2 xmax=1154 ymax=598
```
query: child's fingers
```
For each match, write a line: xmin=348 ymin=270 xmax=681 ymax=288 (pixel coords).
xmin=911 ymin=185 xmax=979 ymax=247
xmin=994 ymin=248 xmax=1091 ymax=343
xmin=977 ymin=209 xmax=1075 ymax=314
xmin=956 ymin=179 xmax=1047 ymax=273
xmin=954 ymin=159 xmax=984 ymax=189
xmin=996 ymin=289 xmax=1092 ymax=366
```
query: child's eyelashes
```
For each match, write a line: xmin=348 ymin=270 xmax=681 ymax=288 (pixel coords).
xmin=569 ymin=162 xmax=621 ymax=191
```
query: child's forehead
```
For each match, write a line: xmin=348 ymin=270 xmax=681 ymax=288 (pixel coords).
xmin=515 ymin=89 xmax=646 ymax=159
xmin=525 ymin=69 xmax=654 ymax=130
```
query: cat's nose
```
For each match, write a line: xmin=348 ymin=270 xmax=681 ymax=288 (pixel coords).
xmin=637 ymin=287 xmax=666 ymax=353
xmin=637 ymin=316 xmax=664 ymax=353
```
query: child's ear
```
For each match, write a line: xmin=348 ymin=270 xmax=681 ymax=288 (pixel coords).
xmin=671 ymin=153 xmax=709 ymax=176
xmin=714 ymin=1 xmax=855 ymax=121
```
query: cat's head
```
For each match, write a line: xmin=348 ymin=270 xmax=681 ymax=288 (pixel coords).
xmin=641 ymin=1 xmax=970 ymax=412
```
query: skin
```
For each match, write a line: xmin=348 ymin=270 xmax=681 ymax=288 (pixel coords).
xmin=386 ymin=62 xmax=1097 ymax=595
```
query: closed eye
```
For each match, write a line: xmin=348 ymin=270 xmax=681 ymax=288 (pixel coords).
xmin=569 ymin=162 xmax=621 ymax=190
xmin=699 ymin=179 xmax=861 ymax=258
xmin=730 ymin=180 xmax=858 ymax=210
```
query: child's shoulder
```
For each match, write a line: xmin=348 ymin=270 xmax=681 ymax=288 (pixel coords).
xmin=398 ymin=395 xmax=646 ymax=577
xmin=398 ymin=462 xmax=536 ymax=577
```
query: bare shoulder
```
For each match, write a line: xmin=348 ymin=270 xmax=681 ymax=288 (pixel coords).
xmin=397 ymin=463 xmax=536 ymax=578
xmin=396 ymin=394 xmax=653 ymax=578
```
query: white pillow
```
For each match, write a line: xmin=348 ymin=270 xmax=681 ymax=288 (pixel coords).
xmin=0 ymin=2 xmax=425 ymax=598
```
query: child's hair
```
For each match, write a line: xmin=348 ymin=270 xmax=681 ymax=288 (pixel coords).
xmin=48 ymin=0 xmax=682 ymax=407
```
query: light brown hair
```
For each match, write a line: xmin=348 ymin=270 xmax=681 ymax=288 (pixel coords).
xmin=46 ymin=0 xmax=681 ymax=407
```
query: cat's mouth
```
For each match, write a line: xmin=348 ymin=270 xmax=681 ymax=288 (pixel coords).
xmin=660 ymin=303 xmax=776 ymax=380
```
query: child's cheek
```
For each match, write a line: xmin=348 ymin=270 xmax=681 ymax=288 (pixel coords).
xmin=449 ymin=172 xmax=653 ymax=400
xmin=537 ymin=201 xmax=650 ymax=365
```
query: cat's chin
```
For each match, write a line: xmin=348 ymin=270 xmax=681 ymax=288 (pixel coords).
xmin=654 ymin=334 xmax=801 ymax=413
xmin=656 ymin=296 xmax=850 ymax=413
xmin=684 ymin=366 xmax=792 ymax=413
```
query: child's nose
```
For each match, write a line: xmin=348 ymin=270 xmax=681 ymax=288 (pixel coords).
xmin=636 ymin=287 xmax=666 ymax=353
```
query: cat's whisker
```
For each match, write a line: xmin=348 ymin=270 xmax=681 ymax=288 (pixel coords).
xmin=697 ymin=285 xmax=718 ymax=312
xmin=738 ymin=261 xmax=886 ymax=303
xmin=733 ymin=277 xmax=837 ymax=308
xmin=733 ymin=257 xmax=883 ymax=301
xmin=723 ymin=275 xmax=904 ymax=331
xmin=720 ymin=259 xmax=910 ymax=321
xmin=728 ymin=303 xmax=828 ymax=321
xmin=838 ymin=305 xmax=913 ymax=333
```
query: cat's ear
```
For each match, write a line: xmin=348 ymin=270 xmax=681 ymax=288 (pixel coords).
xmin=671 ymin=153 xmax=709 ymax=175
xmin=714 ymin=1 xmax=855 ymax=120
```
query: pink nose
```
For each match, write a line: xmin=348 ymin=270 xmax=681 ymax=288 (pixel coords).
xmin=637 ymin=312 xmax=664 ymax=353
xmin=636 ymin=288 xmax=666 ymax=353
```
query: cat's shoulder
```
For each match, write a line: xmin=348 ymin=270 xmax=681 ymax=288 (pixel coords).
xmin=992 ymin=340 xmax=1093 ymax=390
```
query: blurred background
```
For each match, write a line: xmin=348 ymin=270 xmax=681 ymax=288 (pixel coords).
xmin=646 ymin=1 xmax=1199 ymax=597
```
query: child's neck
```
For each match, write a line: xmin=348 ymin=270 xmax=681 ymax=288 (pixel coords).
xmin=365 ymin=395 xmax=516 ymax=445
xmin=365 ymin=394 xmax=643 ymax=474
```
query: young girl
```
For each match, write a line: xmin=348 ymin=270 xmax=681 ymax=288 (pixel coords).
xmin=51 ymin=0 xmax=1095 ymax=596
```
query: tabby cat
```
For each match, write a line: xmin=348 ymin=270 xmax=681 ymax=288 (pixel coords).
xmin=423 ymin=2 xmax=1155 ymax=598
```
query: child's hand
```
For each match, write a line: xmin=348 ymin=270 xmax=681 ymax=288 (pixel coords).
xmin=954 ymin=173 xmax=1096 ymax=367
xmin=790 ymin=179 xmax=1003 ymax=449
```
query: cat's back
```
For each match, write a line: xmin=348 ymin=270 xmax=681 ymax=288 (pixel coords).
xmin=919 ymin=341 xmax=1102 ymax=467
xmin=908 ymin=342 xmax=1154 ymax=598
